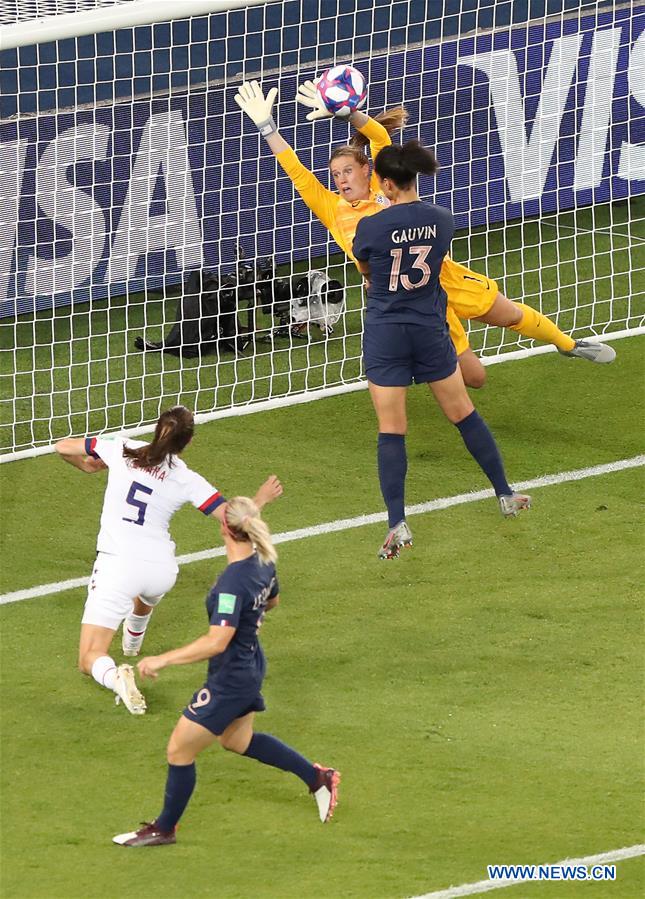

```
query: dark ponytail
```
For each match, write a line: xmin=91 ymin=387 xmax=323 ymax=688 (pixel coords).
xmin=123 ymin=405 xmax=194 ymax=469
xmin=374 ymin=140 xmax=440 ymax=188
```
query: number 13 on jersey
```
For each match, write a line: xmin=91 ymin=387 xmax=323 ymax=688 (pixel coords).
xmin=389 ymin=245 xmax=432 ymax=291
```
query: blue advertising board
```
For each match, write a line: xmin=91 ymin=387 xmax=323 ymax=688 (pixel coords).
xmin=1 ymin=4 xmax=642 ymax=317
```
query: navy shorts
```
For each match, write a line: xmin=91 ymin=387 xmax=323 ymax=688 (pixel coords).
xmin=363 ymin=321 xmax=457 ymax=386
xmin=182 ymin=684 xmax=266 ymax=736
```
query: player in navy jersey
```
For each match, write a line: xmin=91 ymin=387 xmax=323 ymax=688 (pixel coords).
xmin=54 ymin=406 xmax=282 ymax=715
xmin=353 ymin=142 xmax=530 ymax=559
xmin=113 ymin=496 xmax=339 ymax=846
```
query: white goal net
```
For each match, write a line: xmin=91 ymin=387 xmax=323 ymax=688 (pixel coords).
xmin=1 ymin=0 xmax=643 ymax=459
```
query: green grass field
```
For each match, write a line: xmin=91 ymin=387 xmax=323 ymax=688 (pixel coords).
xmin=1 ymin=335 xmax=643 ymax=899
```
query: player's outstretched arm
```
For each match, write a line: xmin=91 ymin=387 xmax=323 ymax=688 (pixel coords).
xmin=235 ymin=80 xmax=339 ymax=239
xmin=348 ymin=109 xmax=370 ymax=130
xmin=254 ymin=475 xmax=283 ymax=509
xmin=138 ymin=625 xmax=235 ymax=678
xmin=54 ymin=437 xmax=107 ymax=473
xmin=208 ymin=476 xmax=282 ymax=524
xmin=234 ymin=80 xmax=289 ymax=156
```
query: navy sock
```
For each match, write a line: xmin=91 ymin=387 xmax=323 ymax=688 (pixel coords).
xmin=377 ymin=433 xmax=407 ymax=527
xmin=155 ymin=762 xmax=196 ymax=832
xmin=456 ymin=410 xmax=512 ymax=497
xmin=243 ymin=732 xmax=317 ymax=789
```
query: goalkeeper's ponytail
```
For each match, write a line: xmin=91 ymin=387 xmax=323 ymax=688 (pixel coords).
xmin=123 ymin=405 xmax=194 ymax=470
xmin=328 ymin=107 xmax=410 ymax=169
xmin=349 ymin=106 xmax=409 ymax=150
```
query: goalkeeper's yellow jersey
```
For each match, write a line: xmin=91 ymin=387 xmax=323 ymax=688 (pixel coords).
xmin=275 ymin=116 xmax=391 ymax=263
xmin=276 ymin=116 xmax=499 ymax=356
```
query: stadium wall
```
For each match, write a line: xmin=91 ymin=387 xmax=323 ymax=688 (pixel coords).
xmin=0 ymin=1 xmax=642 ymax=318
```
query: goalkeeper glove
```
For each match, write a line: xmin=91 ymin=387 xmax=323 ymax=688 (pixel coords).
xmin=234 ymin=80 xmax=278 ymax=138
xmin=296 ymin=78 xmax=333 ymax=121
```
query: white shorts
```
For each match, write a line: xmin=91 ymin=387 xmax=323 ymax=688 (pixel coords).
xmin=81 ymin=552 xmax=178 ymax=631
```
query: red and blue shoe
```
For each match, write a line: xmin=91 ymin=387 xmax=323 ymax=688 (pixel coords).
xmin=113 ymin=821 xmax=176 ymax=847
xmin=310 ymin=764 xmax=340 ymax=823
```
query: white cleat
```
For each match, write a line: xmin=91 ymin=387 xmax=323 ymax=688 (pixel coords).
xmin=377 ymin=520 xmax=413 ymax=560
xmin=559 ymin=339 xmax=616 ymax=364
xmin=498 ymin=493 xmax=531 ymax=518
xmin=112 ymin=830 xmax=140 ymax=845
xmin=114 ymin=664 xmax=147 ymax=715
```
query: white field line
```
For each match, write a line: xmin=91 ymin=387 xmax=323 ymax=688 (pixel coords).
xmin=408 ymin=843 xmax=645 ymax=898
xmin=540 ymin=218 xmax=645 ymax=243
xmin=2 ymin=454 xmax=643 ymax=607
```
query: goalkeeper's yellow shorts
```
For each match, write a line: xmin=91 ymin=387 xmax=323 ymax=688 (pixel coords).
xmin=441 ymin=258 xmax=500 ymax=356
xmin=446 ymin=307 xmax=470 ymax=357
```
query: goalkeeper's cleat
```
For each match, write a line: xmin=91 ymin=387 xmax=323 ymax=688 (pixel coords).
xmin=558 ymin=339 xmax=616 ymax=364
xmin=113 ymin=821 xmax=176 ymax=847
xmin=378 ymin=520 xmax=413 ymax=560
xmin=114 ymin=664 xmax=147 ymax=715
xmin=310 ymin=764 xmax=340 ymax=823
xmin=498 ymin=493 xmax=531 ymax=518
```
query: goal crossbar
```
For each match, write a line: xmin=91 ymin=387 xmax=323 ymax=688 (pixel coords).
xmin=0 ymin=0 xmax=270 ymax=50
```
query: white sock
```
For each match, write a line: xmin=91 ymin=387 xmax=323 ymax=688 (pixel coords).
xmin=91 ymin=655 xmax=118 ymax=691
xmin=124 ymin=611 xmax=152 ymax=641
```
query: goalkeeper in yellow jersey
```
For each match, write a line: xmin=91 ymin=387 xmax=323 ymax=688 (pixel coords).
xmin=234 ymin=80 xmax=616 ymax=387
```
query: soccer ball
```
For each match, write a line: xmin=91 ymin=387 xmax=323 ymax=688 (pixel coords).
xmin=316 ymin=65 xmax=367 ymax=119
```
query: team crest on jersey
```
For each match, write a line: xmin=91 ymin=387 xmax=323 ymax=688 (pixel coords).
xmin=376 ymin=193 xmax=389 ymax=206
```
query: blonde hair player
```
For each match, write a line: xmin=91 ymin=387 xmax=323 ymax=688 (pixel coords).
xmin=55 ymin=407 xmax=282 ymax=715
xmin=113 ymin=496 xmax=339 ymax=846
xmin=234 ymin=79 xmax=615 ymax=388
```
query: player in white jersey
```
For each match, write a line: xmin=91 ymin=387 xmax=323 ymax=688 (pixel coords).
xmin=54 ymin=405 xmax=282 ymax=716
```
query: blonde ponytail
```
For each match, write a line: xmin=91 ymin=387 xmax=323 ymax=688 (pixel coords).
xmin=349 ymin=106 xmax=409 ymax=150
xmin=244 ymin=516 xmax=277 ymax=565
xmin=225 ymin=496 xmax=277 ymax=565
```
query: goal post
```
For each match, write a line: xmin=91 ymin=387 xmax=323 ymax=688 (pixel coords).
xmin=1 ymin=0 xmax=643 ymax=461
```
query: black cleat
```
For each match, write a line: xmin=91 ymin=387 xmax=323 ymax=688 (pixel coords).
xmin=134 ymin=337 xmax=163 ymax=352
xmin=113 ymin=821 xmax=176 ymax=847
